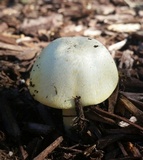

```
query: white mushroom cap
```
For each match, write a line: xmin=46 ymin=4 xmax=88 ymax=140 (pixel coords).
xmin=29 ymin=37 xmax=118 ymax=109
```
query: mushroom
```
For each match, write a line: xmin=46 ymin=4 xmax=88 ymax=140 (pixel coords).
xmin=29 ymin=37 xmax=118 ymax=130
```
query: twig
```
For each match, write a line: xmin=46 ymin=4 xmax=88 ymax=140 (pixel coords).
xmin=74 ymin=96 xmax=85 ymax=119
xmin=33 ymin=136 xmax=63 ymax=160
xmin=118 ymin=142 xmax=128 ymax=157
xmin=73 ymin=96 xmax=89 ymax=133
xmin=108 ymin=85 xmax=119 ymax=113
xmin=59 ymin=146 xmax=83 ymax=153
xmin=120 ymin=95 xmax=143 ymax=122
xmin=19 ymin=145 xmax=28 ymax=160
xmin=93 ymin=106 xmax=143 ymax=131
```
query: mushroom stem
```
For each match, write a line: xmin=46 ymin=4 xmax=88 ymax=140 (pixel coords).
xmin=62 ymin=108 xmax=77 ymax=130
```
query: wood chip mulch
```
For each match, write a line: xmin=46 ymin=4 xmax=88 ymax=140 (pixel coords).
xmin=0 ymin=0 xmax=143 ymax=159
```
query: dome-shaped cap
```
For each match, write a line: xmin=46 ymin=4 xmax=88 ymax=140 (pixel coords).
xmin=29 ymin=37 xmax=118 ymax=109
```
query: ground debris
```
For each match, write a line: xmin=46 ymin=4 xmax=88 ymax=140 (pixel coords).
xmin=0 ymin=0 xmax=143 ymax=159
